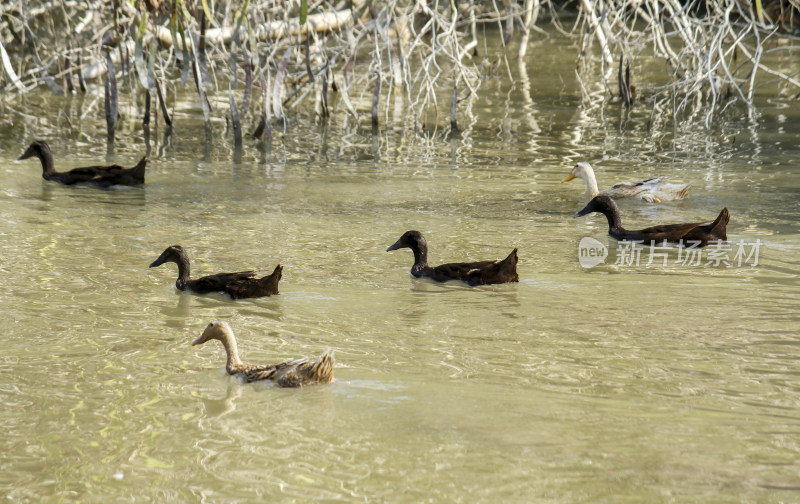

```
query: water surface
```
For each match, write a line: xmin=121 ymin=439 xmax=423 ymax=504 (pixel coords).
xmin=1 ymin=27 xmax=799 ymax=502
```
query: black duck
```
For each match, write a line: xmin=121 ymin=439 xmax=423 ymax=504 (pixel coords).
xmin=18 ymin=140 xmax=146 ymax=187
xmin=574 ymin=195 xmax=729 ymax=247
xmin=192 ymin=321 xmax=334 ymax=387
xmin=149 ymin=245 xmax=282 ymax=298
xmin=386 ymin=230 xmax=519 ymax=286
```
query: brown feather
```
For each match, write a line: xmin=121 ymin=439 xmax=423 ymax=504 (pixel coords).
xmin=192 ymin=321 xmax=334 ymax=388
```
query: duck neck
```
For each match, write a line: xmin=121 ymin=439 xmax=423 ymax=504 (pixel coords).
xmin=601 ymin=205 xmax=625 ymax=236
xmin=581 ymin=171 xmax=601 ymax=197
xmin=37 ymin=150 xmax=58 ymax=179
xmin=173 ymin=257 xmax=192 ymax=290
xmin=409 ymin=242 xmax=429 ymax=273
xmin=218 ymin=333 xmax=246 ymax=374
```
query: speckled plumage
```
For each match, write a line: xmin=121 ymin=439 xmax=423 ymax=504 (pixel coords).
xmin=563 ymin=162 xmax=690 ymax=203
xmin=192 ymin=321 xmax=334 ymax=388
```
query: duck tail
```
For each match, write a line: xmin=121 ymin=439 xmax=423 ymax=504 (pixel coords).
xmin=259 ymin=264 xmax=282 ymax=293
xmin=308 ymin=349 xmax=335 ymax=383
xmin=709 ymin=207 xmax=729 ymax=241
xmin=678 ymin=182 xmax=692 ymax=199
xmin=499 ymin=248 xmax=519 ymax=282
xmin=132 ymin=156 xmax=147 ymax=181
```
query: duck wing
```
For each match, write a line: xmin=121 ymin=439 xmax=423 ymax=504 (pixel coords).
xmin=274 ymin=350 xmax=335 ymax=387
xmin=236 ymin=358 xmax=304 ymax=383
xmin=225 ymin=265 xmax=282 ymax=299
xmin=681 ymin=207 xmax=729 ymax=243
xmin=428 ymin=249 xmax=519 ymax=285
xmin=606 ymin=178 xmax=690 ymax=202
xmin=187 ymin=271 xmax=257 ymax=294
xmin=633 ymin=222 xmax=707 ymax=243
xmin=58 ymin=158 xmax=147 ymax=187
xmin=635 ymin=208 xmax=728 ymax=245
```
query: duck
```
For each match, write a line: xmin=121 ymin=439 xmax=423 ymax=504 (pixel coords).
xmin=149 ymin=245 xmax=282 ymax=298
xmin=562 ymin=161 xmax=690 ymax=203
xmin=574 ymin=195 xmax=729 ymax=247
xmin=192 ymin=321 xmax=334 ymax=387
xmin=18 ymin=140 xmax=146 ymax=187
xmin=386 ymin=230 xmax=519 ymax=285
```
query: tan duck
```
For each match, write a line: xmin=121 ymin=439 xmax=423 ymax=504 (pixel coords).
xmin=563 ymin=162 xmax=690 ymax=203
xmin=386 ymin=230 xmax=519 ymax=285
xmin=149 ymin=245 xmax=282 ymax=299
xmin=192 ymin=321 xmax=334 ymax=387
xmin=575 ymin=195 xmax=729 ymax=247
xmin=18 ymin=140 xmax=146 ymax=187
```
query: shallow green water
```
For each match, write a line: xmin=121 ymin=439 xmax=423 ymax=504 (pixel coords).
xmin=1 ymin=28 xmax=799 ymax=502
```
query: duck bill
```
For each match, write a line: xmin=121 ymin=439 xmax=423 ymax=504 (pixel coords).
xmin=574 ymin=202 xmax=594 ymax=218
xmin=386 ymin=240 xmax=403 ymax=252
xmin=17 ymin=148 xmax=34 ymax=161
xmin=149 ymin=257 xmax=166 ymax=268
xmin=191 ymin=335 xmax=205 ymax=346
xmin=149 ymin=251 xmax=169 ymax=268
xmin=561 ymin=173 xmax=576 ymax=183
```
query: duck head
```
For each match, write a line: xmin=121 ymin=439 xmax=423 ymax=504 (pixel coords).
xmin=192 ymin=320 xmax=232 ymax=346
xmin=562 ymin=161 xmax=590 ymax=182
xmin=574 ymin=195 xmax=618 ymax=218
xmin=387 ymin=230 xmax=427 ymax=252
xmin=192 ymin=320 xmax=244 ymax=372
xmin=563 ymin=162 xmax=600 ymax=196
xmin=149 ymin=245 xmax=189 ymax=268
xmin=18 ymin=140 xmax=52 ymax=161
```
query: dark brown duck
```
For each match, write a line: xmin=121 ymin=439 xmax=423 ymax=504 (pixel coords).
xmin=574 ymin=195 xmax=729 ymax=247
xmin=386 ymin=230 xmax=519 ymax=286
xmin=18 ymin=141 xmax=146 ymax=187
xmin=149 ymin=245 xmax=282 ymax=299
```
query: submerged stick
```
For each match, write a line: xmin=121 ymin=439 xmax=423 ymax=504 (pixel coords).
xmin=321 ymin=65 xmax=329 ymax=118
xmin=450 ymin=84 xmax=458 ymax=131
xmin=253 ymin=73 xmax=268 ymax=139
xmin=372 ymin=73 xmax=381 ymax=128
xmin=242 ymin=49 xmax=252 ymax=112
xmin=154 ymin=76 xmax=172 ymax=127
xmin=273 ymin=47 xmax=291 ymax=122
xmin=104 ymin=53 xmax=118 ymax=140
xmin=229 ymin=88 xmax=242 ymax=148
xmin=340 ymin=55 xmax=358 ymax=120
xmin=144 ymin=89 xmax=151 ymax=126
xmin=77 ymin=52 xmax=86 ymax=93
xmin=64 ymin=43 xmax=75 ymax=94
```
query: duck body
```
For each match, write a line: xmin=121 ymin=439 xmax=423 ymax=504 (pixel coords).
xmin=18 ymin=140 xmax=146 ymax=187
xmin=575 ymin=195 xmax=729 ymax=247
xmin=193 ymin=321 xmax=334 ymax=388
xmin=386 ymin=230 xmax=519 ymax=285
xmin=149 ymin=245 xmax=282 ymax=299
xmin=563 ymin=162 xmax=690 ymax=203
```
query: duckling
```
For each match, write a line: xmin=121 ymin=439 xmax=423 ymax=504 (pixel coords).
xmin=574 ymin=195 xmax=728 ymax=247
xmin=563 ymin=162 xmax=690 ymax=203
xmin=386 ymin=230 xmax=519 ymax=285
xmin=149 ymin=245 xmax=281 ymax=298
xmin=192 ymin=321 xmax=334 ymax=387
xmin=18 ymin=140 xmax=146 ymax=187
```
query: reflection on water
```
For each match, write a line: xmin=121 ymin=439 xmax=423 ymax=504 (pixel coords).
xmin=1 ymin=27 xmax=799 ymax=502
